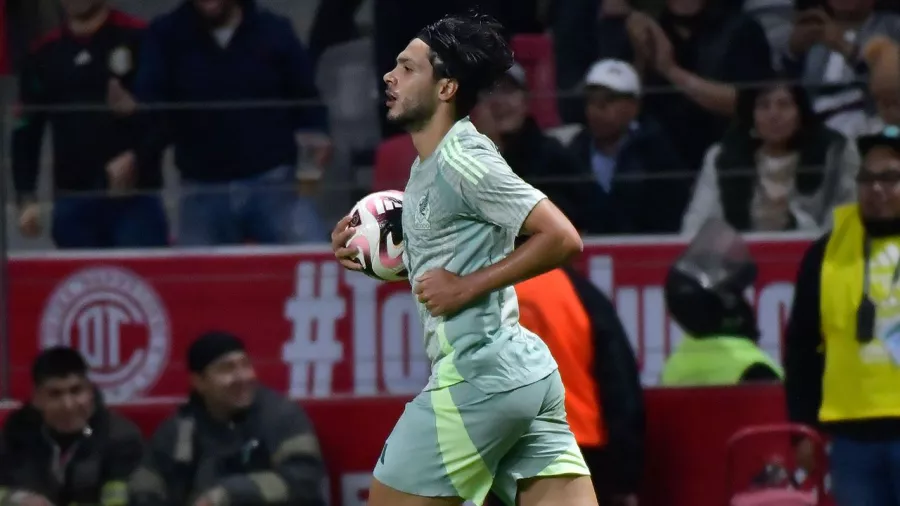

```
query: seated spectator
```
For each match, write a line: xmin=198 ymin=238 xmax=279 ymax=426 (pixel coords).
xmin=473 ymin=63 xmax=596 ymax=233
xmin=627 ymin=0 xmax=775 ymax=170
xmin=12 ymin=0 xmax=168 ymax=249
xmin=133 ymin=0 xmax=331 ymax=246
xmin=567 ymin=59 xmax=688 ymax=234
xmin=682 ymin=82 xmax=858 ymax=234
xmin=129 ymin=332 xmax=326 ymax=506
xmin=860 ymin=35 xmax=900 ymax=134
xmin=784 ymin=0 xmax=900 ymax=137
xmin=0 ymin=347 xmax=143 ymax=506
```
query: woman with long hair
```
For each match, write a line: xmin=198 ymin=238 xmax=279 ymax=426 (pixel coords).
xmin=682 ymin=82 xmax=859 ymax=233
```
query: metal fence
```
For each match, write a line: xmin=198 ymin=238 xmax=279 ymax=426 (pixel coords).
xmin=0 ymin=0 xmax=861 ymax=400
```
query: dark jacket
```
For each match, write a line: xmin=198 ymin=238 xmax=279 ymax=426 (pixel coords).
xmin=129 ymin=387 xmax=326 ymax=506
xmin=643 ymin=6 xmax=774 ymax=170
xmin=785 ymin=231 xmax=900 ymax=441
xmin=0 ymin=395 xmax=144 ymax=506
xmin=500 ymin=118 xmax=600 ymax=233
xmin=715 ymin=125 xmax=850 ymax=231
xmin=135 ymin=0 xmax=327 ymax=183
xmin=11 ymin=10 xmax=160 ymax=200
xmin=562 ymin=267 xmax=645 ymax=497
xmin=567 ymin=119 xmax=688 ymax=234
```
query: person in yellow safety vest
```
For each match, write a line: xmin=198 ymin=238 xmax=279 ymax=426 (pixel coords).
xmin=785 ymin=125 xmax=900 ymax=506
xmin=661 ymin=219 xmax=783 ymax=386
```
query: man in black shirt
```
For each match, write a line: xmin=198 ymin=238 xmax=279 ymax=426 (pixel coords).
xmin=12 ymin=0 xmax=167 ymax=249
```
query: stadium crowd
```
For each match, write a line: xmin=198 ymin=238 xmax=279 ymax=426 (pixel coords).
xmin=7 ymin=0 xmax=900 ymax=504
xmin=6 ymin=0 xmax=900 ymax=249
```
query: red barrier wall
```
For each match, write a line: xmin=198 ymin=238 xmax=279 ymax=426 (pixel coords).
xmin=0 ymin=385 xmax=795 ymax=506
xmin=5 ymin=236 xmax=818 ymax=505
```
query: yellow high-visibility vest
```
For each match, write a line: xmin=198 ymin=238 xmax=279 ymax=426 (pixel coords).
xmin=660 ymin=335 xmax=782 ymax=387
xmin=819 ymin=204 xmax=900 ymax=422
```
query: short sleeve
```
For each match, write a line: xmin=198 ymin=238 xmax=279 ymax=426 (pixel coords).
xmin=443 ymin=137 xmax=547 ymax=232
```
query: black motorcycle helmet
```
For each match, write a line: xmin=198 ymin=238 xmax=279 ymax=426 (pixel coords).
xmin=665 ymin=219 xmax=760 ymax=339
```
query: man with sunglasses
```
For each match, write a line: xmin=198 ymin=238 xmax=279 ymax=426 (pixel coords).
xmin=785 ymin=124 xmax=900 ymax=506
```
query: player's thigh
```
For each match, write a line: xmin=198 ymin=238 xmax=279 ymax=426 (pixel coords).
xmin=517 ymin=475 xmax=598 ymax=506
xmin=372 ymin=382 xmax=533 ymax=505
xmin=368 ymin=479 xmax=465 ymax=506
xmin=492 ymin=371 xmax=595 ymax=506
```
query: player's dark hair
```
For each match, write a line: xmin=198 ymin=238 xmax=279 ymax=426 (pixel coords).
xmin=417 ymin=12 xmax=514 ymax=120
xmin=32 ymin=346 xmax=88 ymax=386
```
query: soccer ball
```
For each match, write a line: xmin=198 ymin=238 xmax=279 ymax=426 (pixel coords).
xmin=345 ymin=190 xmax=408 ymax=282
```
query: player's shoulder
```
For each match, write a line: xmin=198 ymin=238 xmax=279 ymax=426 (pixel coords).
xmin=437 ymin=124 xmax=508 ymax=183
xmin=457 ymin=123 xmax=503 ymax=156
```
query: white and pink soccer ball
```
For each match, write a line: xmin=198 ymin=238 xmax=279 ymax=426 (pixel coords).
xmin=345 ymin=190 xmax=408 ymax=282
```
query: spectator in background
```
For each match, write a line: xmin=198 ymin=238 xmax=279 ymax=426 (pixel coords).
xmin=744 ymin=0 xmax=795 ymax=70
xmin=12 ymin=0 xmax=168 ymax=249
xmin=556 ymin=0 xmax=773 ymax=156
xmin=629 ymin=0 xmax=775 ymax=170
xmin=552 ymin=0 xmax=636 ymax=123
xmin=682 ymin=82 xmax=858 ymax=234
xmin=861 ymin=35 xmax=900 ymax=132
xmin=473 ymin=63 xmax=596 ymax=233
xmin=784 ymin=126 xmax=900 ymax=506
xmin=567 ymin=59 xmax=687 ymax=234
xmin=662 ymin=220 xmax=783 ymax=385
xmin=784 ymin=0 xmax=900 ymax=137
xmin=0 ymin=347 xmax=144 ymax=506
xmin=515 ymin=263 xmax=645 ymax=506
xmin=132 ymin=0 xmax=331 ymax=246
xmin=129 ymin=332 xmax=326 ymax=506
xmin=364 ymin=0 xmax=544 ymax=138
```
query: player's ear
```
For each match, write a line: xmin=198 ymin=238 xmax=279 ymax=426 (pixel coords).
xmin=438 ymin=78 xmax=459 ymax=102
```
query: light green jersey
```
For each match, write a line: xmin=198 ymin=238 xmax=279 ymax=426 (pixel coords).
xmin=401 ymin=117 xmax=558 ymax=393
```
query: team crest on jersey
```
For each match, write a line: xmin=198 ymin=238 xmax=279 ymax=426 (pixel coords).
xmin=415 ymin=193 xmax=431 ymax=229
xmin=109 ymin=46 xmax=133 ymax=76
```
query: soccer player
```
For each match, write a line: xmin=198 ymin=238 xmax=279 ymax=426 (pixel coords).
xmin=330 ymin=13 xmax=598 ymax=506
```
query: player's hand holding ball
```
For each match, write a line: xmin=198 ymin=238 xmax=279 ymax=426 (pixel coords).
xmin=331 ymin=215 xmax=363 ymax=271
xmin=415 ymin=269 xmax=475 ymax=317
xmin=332 ymin=191 xmax=407 ymax=280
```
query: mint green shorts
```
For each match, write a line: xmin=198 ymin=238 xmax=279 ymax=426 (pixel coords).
xmin=372 ymin=370 xmax=590 ymax=505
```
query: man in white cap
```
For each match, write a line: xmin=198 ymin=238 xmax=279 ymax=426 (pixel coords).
xmin=567 ymin=58 xmax=687 ymax=234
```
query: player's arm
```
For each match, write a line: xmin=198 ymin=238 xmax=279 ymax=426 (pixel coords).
xmin=455 ymin=147 xmax=583 ymax=299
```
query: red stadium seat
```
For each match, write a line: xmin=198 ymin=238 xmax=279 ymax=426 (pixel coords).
xmin=510 ymin=34 xmax=561 ymax=129
xmin=372 ymin=134 xmax=417 ymax=192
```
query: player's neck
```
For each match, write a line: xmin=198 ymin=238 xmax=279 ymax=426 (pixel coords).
xmin=67 ymin=5 xmax=110 ymax=36
xmin=411 ymin=114 xmax=457 ymax=160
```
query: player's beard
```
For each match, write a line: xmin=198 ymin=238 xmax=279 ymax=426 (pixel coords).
xmin=388 ymin=94 xmax=438 ymax=133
